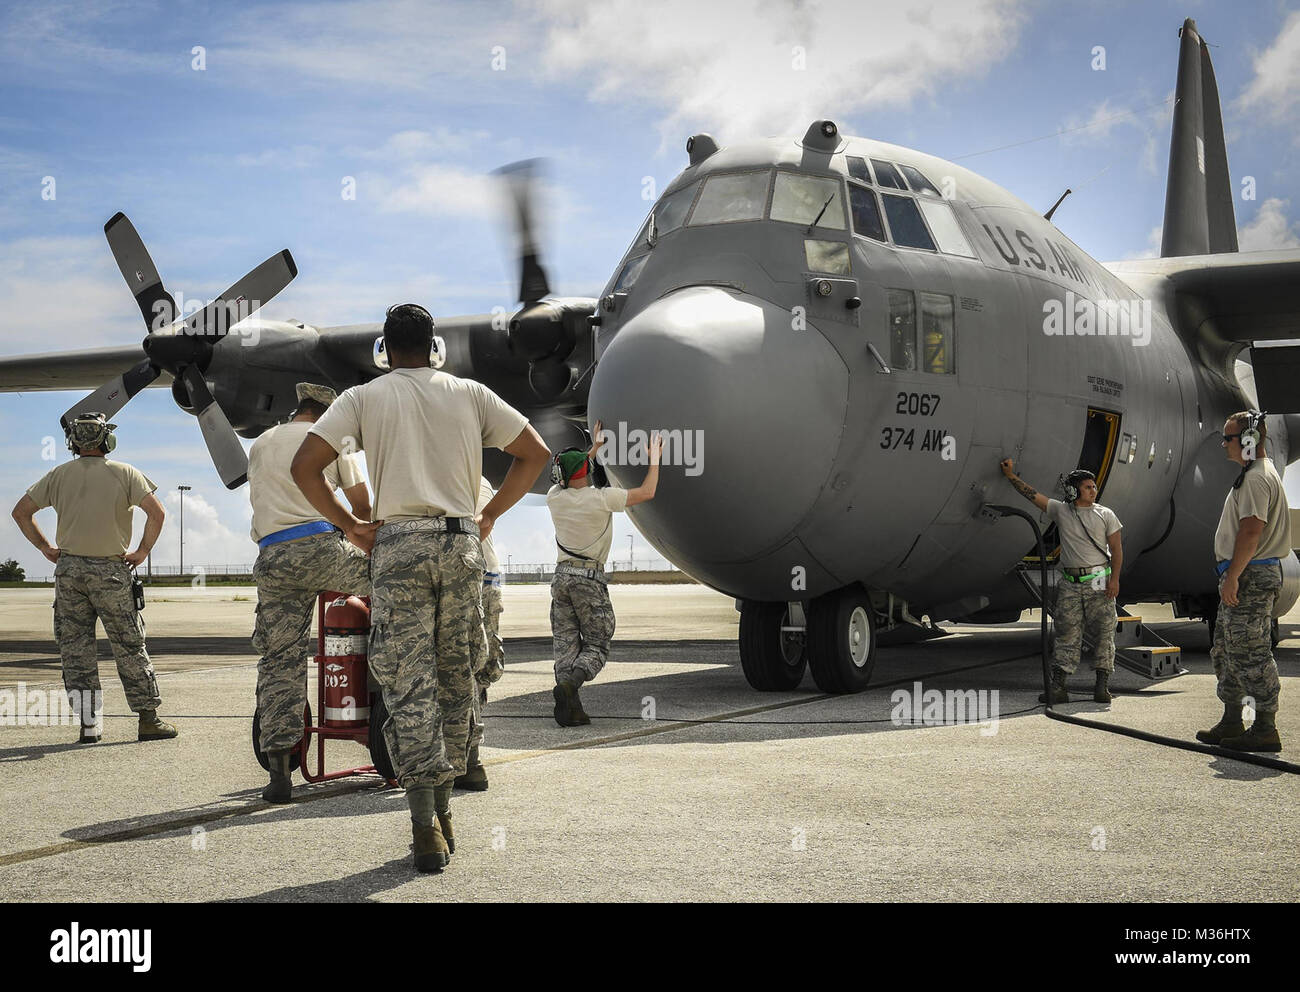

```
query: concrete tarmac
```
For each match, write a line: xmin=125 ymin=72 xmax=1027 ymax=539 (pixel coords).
xmin=0 ymin=584 xmax=1297 ymax=902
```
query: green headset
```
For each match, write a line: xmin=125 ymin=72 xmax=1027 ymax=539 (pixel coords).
xmin=65 ymin=413 xmax=117 ymax=455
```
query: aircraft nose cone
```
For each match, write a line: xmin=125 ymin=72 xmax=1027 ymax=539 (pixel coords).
xmin=588 ymin=286 xmax=848 ymax=567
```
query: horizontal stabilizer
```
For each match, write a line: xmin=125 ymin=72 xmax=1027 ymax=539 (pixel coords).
xmin=1106 ymin=250 xmax=1300 ymax=341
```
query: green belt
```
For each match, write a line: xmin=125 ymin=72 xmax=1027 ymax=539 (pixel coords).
xmin=1062 ymin=567 xmax=1111 ymax=584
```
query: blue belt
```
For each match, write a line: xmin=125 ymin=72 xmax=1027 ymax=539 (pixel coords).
xmin=258 ymin=520 xmax=336 ymax=548
xmin=1216 ymin=557 xmax=1281 ymax=578
xmin=484 ymin=571 xmax=502 ymax=589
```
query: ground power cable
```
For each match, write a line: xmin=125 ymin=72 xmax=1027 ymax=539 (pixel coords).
xmin=987 ymin=503 xmax=1300 ymax=774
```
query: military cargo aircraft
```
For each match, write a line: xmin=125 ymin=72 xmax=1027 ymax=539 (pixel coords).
xmin=2 ymin=18 xmax=1297 ymax=695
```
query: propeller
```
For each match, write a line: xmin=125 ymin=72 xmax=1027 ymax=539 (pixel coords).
xmin=61 ymin=212 xmax=297 ymax=489
xmin=494 ymin=160 xmax=584 ymax=402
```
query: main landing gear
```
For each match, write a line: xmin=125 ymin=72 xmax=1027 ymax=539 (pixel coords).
xmin=738 ymin=585 xmax=878 ymax=694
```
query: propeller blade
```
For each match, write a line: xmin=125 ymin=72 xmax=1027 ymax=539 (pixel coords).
xmin=59 ymin=359 xmax=161 ymax=431
xmin=172 ymin=249 xmax=298 ymax=340
xmin=182 ymin=365 xmax=248 ymax=489
xmin=496 ymin=159 xmax=552 ymax=305
xmin=104 ymin=212 xmax=178 ymax=330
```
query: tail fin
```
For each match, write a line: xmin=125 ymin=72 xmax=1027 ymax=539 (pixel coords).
xmin=1161 ymin=19 xmax=1239 ymax=257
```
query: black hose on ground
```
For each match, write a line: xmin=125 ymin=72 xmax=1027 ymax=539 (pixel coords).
xmin=986 ymin=503 xmax=1300 ymax=775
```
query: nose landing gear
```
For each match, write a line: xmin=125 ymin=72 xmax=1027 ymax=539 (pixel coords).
xmin=738 ymin=600 xmax=807 ymax=690
xmin=737 ymin=586 xmax=878 ymax=694
xmin=807 ymin=586 xmax=877 ymax=693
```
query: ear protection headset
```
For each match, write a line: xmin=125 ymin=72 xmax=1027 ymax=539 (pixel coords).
xmin=550 ymin=447 xmax=589 ymax=488
xmin=1061 ymin=469 xmax=1095 ymax=502
xmin=65 ymin=413 xmax=117 ymax=455
xmin=1241 ymin=410 xmax=1265 ymax=457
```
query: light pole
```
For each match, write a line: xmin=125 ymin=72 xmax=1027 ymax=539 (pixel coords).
xmin=628 ymin=535 xmax=633 ymax=570
xmin=177 ymin=485 xmax=191 ymax=576
xmin=507 ymin=554 xmax=512 ymax=574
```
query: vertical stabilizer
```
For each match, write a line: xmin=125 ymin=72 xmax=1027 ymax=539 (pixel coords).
xmin=1161 ymin=19 xmax=1238 ymax=257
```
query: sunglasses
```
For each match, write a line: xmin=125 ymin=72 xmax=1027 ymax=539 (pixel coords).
xmin=1220 ymin=432 xmax=1241 ymax=445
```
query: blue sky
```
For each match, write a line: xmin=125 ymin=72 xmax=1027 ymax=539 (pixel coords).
xmin=2 ymin=0 xmax=1298 ymax=577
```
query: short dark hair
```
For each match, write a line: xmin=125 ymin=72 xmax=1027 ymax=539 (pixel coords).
xmin=294 ymin=398 xmax=328 ymax=419
xmin=1229 ymin=411 xmax=1268 ymax=443
xmin=384 ymin=303 xmax=434 ymax=357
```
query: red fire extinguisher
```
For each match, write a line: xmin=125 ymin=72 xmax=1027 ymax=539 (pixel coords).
xmin=322 ymin=595 xmax=370 ymax=728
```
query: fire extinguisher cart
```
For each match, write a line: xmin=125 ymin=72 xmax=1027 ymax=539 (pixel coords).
xmin=251 ymin=591 xmax=396 ymax=786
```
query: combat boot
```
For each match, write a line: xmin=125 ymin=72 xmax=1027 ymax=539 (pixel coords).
xmin=553 ymin=681 xmax=581 ymax=727
xmin=137 ymin=709 xmax=179 ymax=741
xmin=570 ymin=686 xmax=592 ymax=726
xmin=1195 ymin=702 xmax=1246 ymax=745
xmin=454 ymin=745 xmax=489 ymax=791
xmin=78 ymin=722 xmax=101 ymax=745
xmin=1038 ymin=667 xmax=1069 ymax=704
xmin=1094 ymin=670 xmax=1113 ymax=704
xmin=412 ymin=820 xmax=450 ymax=873
xmin=1221 ymin=710 xmax=1282 ymax=753
xmin=262 ymin=750 xmax=293 ymax=803
xmin=436 ymin=812 xmax=455 ymax=855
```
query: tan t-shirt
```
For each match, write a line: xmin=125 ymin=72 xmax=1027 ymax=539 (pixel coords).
xmin=247 ymin=421 xmax=365 ymax=542
xmin=547 ymin=484 xmax=628 ymax=566
xmin=27 ymin=457 xmax=156 ymax=557
xmin=309 ymin=367 xmax=528 ymax=521
xmin=476 ymin=477 xmax=500 ymax=573
xmin=1214 ymin=458 xmax=1293 ymax=563
xmin=1045 ymin=499 xmax=1122 ymax=569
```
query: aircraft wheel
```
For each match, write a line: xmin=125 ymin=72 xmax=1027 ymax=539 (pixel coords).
xmin=252 ymin=703 xmax=307 ymax=772
xmin=806 ymin=586 xmax=877 ymax=693
xmin=368 ymin=692 xmax=397 ymax=782
xmin=738 ymin=600 xmax=806 ymax=691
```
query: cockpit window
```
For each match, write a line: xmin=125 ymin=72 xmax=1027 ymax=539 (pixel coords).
xmin=652 ymin=181 xmax=699 ymax=238
xmin=916 ymin=199 xmax=976 ymax=257
xmin=871 ymin=160 xmax=907 ymax=189
xmin=880 ymin=193 xmax=936 ymax=251
xmin=846 ymin=156 xmax=873 ymax=183
xmin=770 ymin=173 xmax=846 ymax=230
xmin=688 ymin=171 xmax=770 ymax=226
xmin=804 ymin=239 xmax=851 ymax=275
xmin=900 ymin=165 xmax=942 ymax=197
xmin=614 ymin=253 xmax=650 ymax=292
xmin=848 ymin=184 xmax=886 ymax=242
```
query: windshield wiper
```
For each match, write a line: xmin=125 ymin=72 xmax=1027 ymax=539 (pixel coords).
xmin=647 ymin=210 xmax=658 ymax=248
xmin=806 ymin=194 xmax=834 ymax=233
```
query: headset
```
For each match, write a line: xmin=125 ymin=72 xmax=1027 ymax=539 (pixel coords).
xmin=1240 ymin=409 xmax=1265 ymax=459
xmin=65 ymin=413 xmax=117 ymax=455
xmin=1061 ymin=469 xmax=1095 ymax=503
xmin=550 ymin=446 xmax=589 ymax=488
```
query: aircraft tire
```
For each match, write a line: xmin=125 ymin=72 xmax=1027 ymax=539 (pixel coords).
xmin=368 ymin=692 xmax=397 ymax=782
xmin=251 ymin=703 xmax=307 ymax=773
xmin=738 ymin=600 xmax=806 ymax=691
xmin=806 ymin=586 xmax=876 ymax=693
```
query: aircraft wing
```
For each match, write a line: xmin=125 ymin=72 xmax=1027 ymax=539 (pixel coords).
xmin=1105 ymin=249 xmax=1300 ymax=341
xmin=0 ymin=345 xmax=170 ymax=391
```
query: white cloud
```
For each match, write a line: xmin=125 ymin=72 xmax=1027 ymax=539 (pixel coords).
xmin=1058 ymin=95 xmax=1171 ymax=177
xmin=1238 ymin=11 xmax=1300 ymax=122
xmin=531 ymin=0 xmax=1030 ymax=143
xmin=1238 ymin=198 xmax=1300 ymax=251
xmin=158 ymin=487 xmax=248 ymax=570
xmin=0 ymin=235 xmax=141 ymax=354
xmin=1120 ymin=224 xmax=1163 ymax=261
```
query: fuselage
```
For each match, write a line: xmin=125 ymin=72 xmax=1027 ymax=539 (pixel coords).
xmin=586 ymin=126 xmax=1286 ymax=617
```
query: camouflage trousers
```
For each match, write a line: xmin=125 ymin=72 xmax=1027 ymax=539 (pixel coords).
xmin=468 ymin=581 xmax=504 ymax=755
xmin=53 ymin=554 xmax=160 ymax=714
xmin=1053 ymin=577 xmax=1116 ymax=675
xmin=369 ymin=520 xmax=483 ymax=789
xmin=551 ymin=572 xmax=615 ymax=684
xmin=252 ymin=531 xmax=371 ymax=752
xmin=1211 ymin=562 xmax=1282 ymax=713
